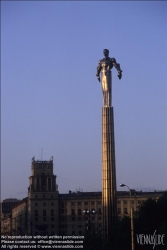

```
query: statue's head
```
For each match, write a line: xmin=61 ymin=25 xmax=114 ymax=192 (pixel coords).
xmin=103 ymin=49 xmax=109 ymax=57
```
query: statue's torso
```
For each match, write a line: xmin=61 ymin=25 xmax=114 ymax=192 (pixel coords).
xmin=100 ymin=58 xmax=113 ymax=71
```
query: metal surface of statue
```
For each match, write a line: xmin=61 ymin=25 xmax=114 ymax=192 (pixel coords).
xmin=96 ymin=49 xmax=122 ymax=241
xmin=96 ymin=49 xmax=122 ymax=107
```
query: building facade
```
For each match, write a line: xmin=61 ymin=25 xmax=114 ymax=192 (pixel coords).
xmin=1 ymin=158 xmax=165 ymax=236
xmin=27 ymin=157 xmax=59 ymax=236
xmin=0 ymin=198 xmax=20 ymax=236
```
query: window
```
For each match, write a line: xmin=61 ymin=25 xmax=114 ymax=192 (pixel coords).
xmin=51 ymin=202 xmax=54 ymax=206
xmin=61 ymin=202 xmax=64 ymax=208
xmin=61 ymin=209 xmax=64 ymax=214
xmin=138 ymin=200 xmax=141 ymax=204
xmin=98 ymin=217 xmax=101 ymax=220
xmin=98 ymin=208 xmax=102 ymax=214
xmin=78 ymin=217 xmax=81 ymax=221
xmin=51 ymin=225 xmax=54 ymax=228
xmin=35 ymin=217 xmax=38 ymax=222
xmin=84 ymin=202 xmax=88 ymax=205
xmin=124 ymin=208 xmax=128 ymax=214
xmin=131 ymin=200 xmax=134 ymax=204
xmin=43 ymin=195 xmax=46 ymax=199
xmin=71 ymin=209 xmax=75 ymax=215
xmin=35 ymin=203 xmax=38 ymax=206
xmin=51 ymin=209 xmax=54 ymax=216
xmin=118 ymin=208 xmax=121 ymax=214
xmin=79 ymin=231 xmax=82 ymax=235
xmin=99 ymin=223 xmax=102 ymax=227
xmin=71 ymin=202 xmax=75 ymax=206
xmin=35 ymin=195 xmax=38 ymax=198
xmin=78 ymin=209 xmax=81 ymax=215
xmin=78 ymin=202 xmax=81 ymax=206
xmin=35 ymin=210 xmax=38 ymax=216
xmin=37 ymin=178 xmax=39 ymax=190
xmin=48 ymin=178 xmax=51 ymax=191
xmin=98 ymin=201 xmax=101 ymax=205
xmin=51 ymin=195 xmax=54 ymax=198
xmin=43 ymin=217 xmax=46 ymax=221
xmin=124 ymin=200 xmax=127 ymax=204
xmin=91 ymin=201 xmax=95 ymax=205
xmin=117 ymin=201 xmax=121 ymax=204
xmin=43 ymin=203 xmax=46 ymax=206
xmin=72 ymin=217 xmax=75 ymax=221
xmin=41 ymin=174 xmax=46 ymax=185
xmin=51 ymin=217 xmax=54 ymax=221
xmin=91 ymin=217 xmax=94 ymax=221
xmin=43 ymin=210 xmax=46 ymax=216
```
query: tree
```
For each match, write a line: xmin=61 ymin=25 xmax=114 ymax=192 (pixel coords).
xmin=134 ymin=192 xmax=167 ymax=250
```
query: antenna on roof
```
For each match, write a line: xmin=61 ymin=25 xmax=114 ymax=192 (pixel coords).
xmin=41 ymin=148 xmax=43 ymax=160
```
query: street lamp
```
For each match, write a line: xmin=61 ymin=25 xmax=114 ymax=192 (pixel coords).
xmin=120 ymin=183 xmax=131 ymax=196
xmin=120 ymin=183 xmax=134 ymax=250
xmin=83 ymin=209 xmax=97 ymax=250
xmin=83 ymin=209 xmax=97 ymax=231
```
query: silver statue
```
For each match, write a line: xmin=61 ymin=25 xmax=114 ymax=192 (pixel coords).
xmin=96 ymin=49 xmax=122 ymax=106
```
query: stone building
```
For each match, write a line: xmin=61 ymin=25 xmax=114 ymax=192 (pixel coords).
xmin=27 ymin=157 xmax=59 ymax=236
xmin=0 ymin=198 xmax=20 ymax=236
xmin=12 ymin=198 xmax=28 ymax=236
xmin=0 ymin=158 xmax=165 ymax=236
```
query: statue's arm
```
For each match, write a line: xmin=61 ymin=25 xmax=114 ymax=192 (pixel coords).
xmin=111 ymin=58 xmax=122 ymax=79
xmin=96 ymin=61 xmax=102 ymax=82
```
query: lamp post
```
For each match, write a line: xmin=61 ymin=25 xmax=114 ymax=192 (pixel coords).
xmin=83 ymin=209 xmax=97 ymax=250
xmin=120 ymin=183 xmax=134 ymax=250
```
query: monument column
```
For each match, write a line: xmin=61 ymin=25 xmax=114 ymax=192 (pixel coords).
xmin=96 ymin=49 xmax=122 ymax=241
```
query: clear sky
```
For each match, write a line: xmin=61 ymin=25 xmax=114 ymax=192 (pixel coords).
xmin=1 ymin=1 xmax=167 ymax=200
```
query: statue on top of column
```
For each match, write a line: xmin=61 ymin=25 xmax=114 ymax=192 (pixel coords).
xmin=96 ymin=49 xmax=122 ymax=107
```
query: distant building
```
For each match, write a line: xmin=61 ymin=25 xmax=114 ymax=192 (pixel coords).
xmin=27 ymin=157 xmax=59 ymax=236
xmin=0 ymin=158 xmax=165 ymax=236
xmin=0 ymin=198 xmax=20 ymax=235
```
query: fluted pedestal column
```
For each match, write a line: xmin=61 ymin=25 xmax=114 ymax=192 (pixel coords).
xmin=102 ymin=106 xmax=117 ymax=241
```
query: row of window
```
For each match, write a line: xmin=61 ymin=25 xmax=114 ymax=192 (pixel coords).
xmin=35 ymin=202 xmax=55 ymax=206
xmin=34 ymin=216 xmax=55 ymax=222
xmin=35 ymin=195 xmax=55 ymax=199
xmin=71 ymin=201 xmax=101 ymax=206
xmin=35 ymin=209 xmax=54 ymax=216
xmin=118 ymin=200 xmax=142 ymax=204
xmin=118 ymin=208 xmax=128 ymax=214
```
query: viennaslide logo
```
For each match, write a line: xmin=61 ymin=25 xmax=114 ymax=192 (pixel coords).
xmin=136 ymin=230 xmax=165 ymax=249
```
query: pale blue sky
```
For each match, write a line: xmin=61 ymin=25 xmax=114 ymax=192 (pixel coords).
xmin=1 ymin=1 xmax=167 ymax=200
